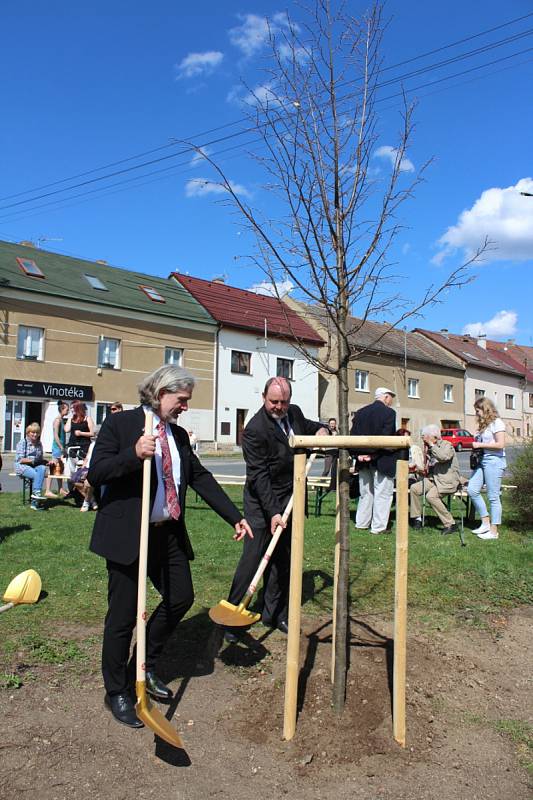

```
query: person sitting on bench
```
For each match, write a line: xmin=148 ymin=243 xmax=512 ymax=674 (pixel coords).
xmin=15 ymin=422 xmax=56 ymax=510
xmin=410 ymin=424 xmax=461 ymax=534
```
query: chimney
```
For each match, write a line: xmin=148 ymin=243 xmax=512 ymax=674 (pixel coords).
xmin=506 ymin=338 xmax=515 ymax=346
xmin=440 ymin=328 xmax=449 ymax=339
xmin=477 ymin=334 xmax=487 ymax=349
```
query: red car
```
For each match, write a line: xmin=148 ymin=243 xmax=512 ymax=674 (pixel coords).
xmin=440 ymin=428 xmax=475 ymax=451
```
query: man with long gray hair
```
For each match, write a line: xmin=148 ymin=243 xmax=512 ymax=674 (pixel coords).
xmin=410 ymin=424 xmax=461 ymax=534
xmin=88 ymin=365 xmax=252 ymax=730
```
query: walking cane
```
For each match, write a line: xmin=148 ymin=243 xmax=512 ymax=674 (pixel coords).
xmin=135 ymin=410 xmax=184 ymax=749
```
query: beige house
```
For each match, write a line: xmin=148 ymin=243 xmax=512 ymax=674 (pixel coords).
xmin=285 ymin=301 xmax=465 ymax=434
xmin=416 ymin=329 xmax=530 ymax=442
xmin=0 ymin=241 xmax=217 ymax=451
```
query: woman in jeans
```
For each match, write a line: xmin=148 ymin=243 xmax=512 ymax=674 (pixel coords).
xmin=467 ymin=397 xmax=506 ymax=540
xmin=15 ymin=422 xmax=55 ymax=510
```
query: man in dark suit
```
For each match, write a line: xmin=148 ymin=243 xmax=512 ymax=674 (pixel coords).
xmin=88 ymin=365 xmax=252 ymax=729
xmin=350 ymin=387 xmax=397 ymax=534
xmin=225 ymin=377 xmax=328 ymax=640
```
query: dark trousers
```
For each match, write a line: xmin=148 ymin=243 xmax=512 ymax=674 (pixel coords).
xmin=102 ymin=522 xmax=194 ymax=696
xmin=228 ymin=517 xmax=291 ymax=626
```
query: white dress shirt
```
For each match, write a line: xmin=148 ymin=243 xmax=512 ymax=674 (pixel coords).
xmin=147 ymin=409 xmax=182 ymax=523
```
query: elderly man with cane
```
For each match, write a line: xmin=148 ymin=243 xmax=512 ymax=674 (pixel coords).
xmin=410 ymin=424 xmax=461 ymax=534
xmin=88 ymin=365 xmax=252 ymax=729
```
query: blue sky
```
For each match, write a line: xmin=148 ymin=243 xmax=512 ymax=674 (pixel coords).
xmin=1 ymin=1 xmax=532 ymax=343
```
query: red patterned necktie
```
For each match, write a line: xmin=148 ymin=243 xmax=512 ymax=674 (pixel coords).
xmin=156 ymin=421 xmax=181 ymax=520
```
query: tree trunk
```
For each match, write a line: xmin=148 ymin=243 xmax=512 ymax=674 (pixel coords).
xmin=332 ymin=345 xmax=350 ymax=711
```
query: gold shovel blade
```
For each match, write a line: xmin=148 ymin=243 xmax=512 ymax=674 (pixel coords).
xmin=208 ymin=599 xmax=261 ymax=627
xmin=2 ymin=569 xmax=42 ymax=605
xmin=135 ymin=682 xmax=184 ymax=749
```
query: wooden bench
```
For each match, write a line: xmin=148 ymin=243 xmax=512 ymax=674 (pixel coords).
xmin=9 ymin=472 xmax=71 ymax=505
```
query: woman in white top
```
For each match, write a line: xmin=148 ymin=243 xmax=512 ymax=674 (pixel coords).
xmin=467 ymin=397 xmax=506 ymax=540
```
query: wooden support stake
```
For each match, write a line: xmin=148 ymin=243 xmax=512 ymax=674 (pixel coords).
xmin=393 ymin=459 xmax=409 ymax=747
xmin=283 ymin=450 xmax=307 ymax=741
xmin=331 ymin=466 xmax=340 ymax=683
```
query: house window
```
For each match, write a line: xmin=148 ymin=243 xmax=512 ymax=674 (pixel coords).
xmin=231 ymin=350 xmax=251 ymax=374
xmin=220 ymin=422 xmax=231 ymax=435
xmin=17 ymin=325 xmax=44 ymax=360
xmin=443 ymin=384 xmax=453 ymax=402
xmin=96 ymin=403 xmax=112 ymax=425
xmin=139 ymin=285 xmax=165 ymax=303
xmin=505 ymin=394 xmax=515 ymax=410
xmin=98 ymin=337 xmax=120 ymax=369
xmin=165 ymin=347 xmax=183 ymax=366
xmin=277 ymin=358 xmax=293 ymax=380
xmin=529 ymin=393 xmax=533 ymax=408
xmin=355 ymin=369 xmax=369 ymax=391
xmin=475 ymin=388 xmax=485 ymax=399
xmin=16 ymin=257 xmax=45 ymax=278
xmin=516 ymin=427 xmax=521 ymax=438
xmin=84 ymin=274 xmax=108 ymax=291
xmin=407 ymin=378 xmax=420 ymax=398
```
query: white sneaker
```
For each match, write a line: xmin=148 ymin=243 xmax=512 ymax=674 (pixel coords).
xmin=477 ymin=530 xmax=498 ymax=540
xmin=471 ymin=523 xmax=490 ymax=534
xmin=80 ymin=500 xmax=90 ymax=512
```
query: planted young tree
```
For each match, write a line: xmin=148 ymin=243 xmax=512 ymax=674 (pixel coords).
xmin=189 ymin=0 xmax=486 ymax=711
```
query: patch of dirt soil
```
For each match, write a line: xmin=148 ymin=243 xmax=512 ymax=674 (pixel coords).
xmin=1 ymin=608 xmax=531 ymax=800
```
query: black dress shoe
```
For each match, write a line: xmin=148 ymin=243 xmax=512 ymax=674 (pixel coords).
xmin=277 ymin=620 xmax=289 ymax=635
xmin=104 ymin=693 xmax=144 ymax=728
xmin=145 ymin=671 xmax=173 ymax=701
xmin=223 ymin=628 xmax=239 ymax=644
xmin=411 ymin=519 xmax=423 ymax=530
xmin=441 ymin=523 xmax=458 ymax=535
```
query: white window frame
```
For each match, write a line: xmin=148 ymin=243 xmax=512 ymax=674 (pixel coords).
xmin=164 ymin=347 xmax=183 ymax=366
xmin=505 ymin=393 xmax=515 ymax=410
xmin=98 ymin=337 xmax=121 ymax=370
xmin=276 ymin=357 xmax=293 ymax=380
xmin=474 ymin=388 xmax=485 ymax=399
xmin=231 ymin=350 xmax=252 ymax=375
xmin=17 ymin=325 xmax=44 ymax=361
xmin=443 ymin=383 xmax=453 ymax=403
xmin=355 ymin=369 xmax=369 ymax=392
xmin=407 ymin=378 xmax=420 ymax=399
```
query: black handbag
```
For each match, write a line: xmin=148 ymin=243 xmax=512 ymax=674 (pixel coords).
xmin=470 ymin=449 xmax=483 ymax=470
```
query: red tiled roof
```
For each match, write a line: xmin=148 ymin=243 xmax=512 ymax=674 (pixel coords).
xmin=171 ymin=273 xmax=324 ymax=346
xmin=414 ymin=329 xmax=523 ymax=376
xmin=486 ymin=340 xmax=533 ymax=382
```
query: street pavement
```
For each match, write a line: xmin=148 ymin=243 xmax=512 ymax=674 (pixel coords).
xmin=1 ymin=447 xmax=518 ymax=495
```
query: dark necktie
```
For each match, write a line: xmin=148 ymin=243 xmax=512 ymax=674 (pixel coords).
xmin=281 ymin=417 xmax=290 ymax=436
xmin=156 ymin=421 xmax=181 ymax=520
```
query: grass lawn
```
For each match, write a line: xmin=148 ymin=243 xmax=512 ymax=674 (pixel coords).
xmin=0 ymin=487 xmax=532 ymax=670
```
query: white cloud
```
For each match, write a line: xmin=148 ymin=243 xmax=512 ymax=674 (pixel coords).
xmin=249 ymin=279 xmax=294 ymax=297
xmin=185 ymin=177 xmax=251 ymax=199
xmin=228 ymin=12 xmax=294 ymax=57
xmin=401 ymin=242 xmax=411 ymax=255
xmin=227 ymin=82 xmax=283 ymax=107
xmin=176 ymin=51 xmax=223 ymax=79
xmin=434 ymin=177 xmax=533 ymax=265
xmin=374 ymin=145 xmax=415 ymax=173
xmin=190 ymin=147 xmax=210 ymax=168
xmin=462 ymin=310 xmax=518 ymax=338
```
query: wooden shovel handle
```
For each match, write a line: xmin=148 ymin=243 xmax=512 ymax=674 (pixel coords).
xmin=136 ymin=411 xmax=153 ymax=684
xmin=246 ymin=452 xmax=317 ymax=597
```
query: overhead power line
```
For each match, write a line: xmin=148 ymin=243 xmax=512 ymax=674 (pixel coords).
xmin=1 ymin=10 xmax=531 ymax=208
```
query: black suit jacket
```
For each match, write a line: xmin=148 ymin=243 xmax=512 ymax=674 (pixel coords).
xmin=350 ymin=400 xmax=397 ymax=479
xmin=88 ymin=406 xmax=242 ymax=565
xmin=242 ymin=403 xmax=325 ymax=524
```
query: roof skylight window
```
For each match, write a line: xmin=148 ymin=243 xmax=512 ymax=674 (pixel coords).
xmin=84 ymin=274 xmax=109 ymax=291
xmin=463 ymin=351 xmax=479 ymax=360
xmin=139 ymin=285 xmax=165 ymax=303
xmin=16 ymin=257 xmax=45 ymax=279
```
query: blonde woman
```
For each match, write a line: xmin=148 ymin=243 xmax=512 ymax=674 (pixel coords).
xmin=467 ymin=397 xmax=506 ymax=540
